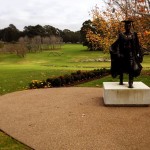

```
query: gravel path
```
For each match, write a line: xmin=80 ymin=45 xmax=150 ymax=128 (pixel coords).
xmin=0 ymin=87 xmax=150 ymax=150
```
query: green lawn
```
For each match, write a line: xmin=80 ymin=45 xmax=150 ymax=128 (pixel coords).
xmin=0 ymin=44 xmax=110 ymax=95
xmin=0 ymin=44 xmax=150 ymax=95
xmin=78 ymin=73 xmax=150 ymax=87
xmin=0 ymin=130 xmax=32 ymax=150
xmin=0 ymin=44 xmax=150 ymax=149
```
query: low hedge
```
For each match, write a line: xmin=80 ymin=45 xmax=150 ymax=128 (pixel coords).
xmin=29 ymin=68 xmax=110 ymax=89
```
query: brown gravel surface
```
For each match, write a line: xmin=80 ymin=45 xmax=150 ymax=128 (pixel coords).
xmin=0 ymin=87 xmax=150 ymax=150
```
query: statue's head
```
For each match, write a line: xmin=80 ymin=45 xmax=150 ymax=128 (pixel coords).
xmin=122 ymin=20 xmax=134 ymax=33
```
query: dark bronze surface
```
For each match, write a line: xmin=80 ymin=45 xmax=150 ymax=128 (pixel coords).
xmin=110 ymin=20 xmax=143 ymax=88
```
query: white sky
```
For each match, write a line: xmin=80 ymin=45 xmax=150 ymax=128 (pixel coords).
xmin=0 ymin=0 xmax=105 ymax=31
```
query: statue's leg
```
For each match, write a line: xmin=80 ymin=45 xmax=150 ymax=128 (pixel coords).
xmin=119 ymin=73 xmax=123 ymax=85
xmin=128 ymin=74 xmax=133 ymax=88
xmin=128 ymin=53 xmax=134 ymax=88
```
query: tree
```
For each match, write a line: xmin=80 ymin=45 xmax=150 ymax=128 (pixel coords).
xmin=106 ymin=0 xmax=150 ymax=49
xmin=61 ymin=29 xmax=81 ymax=43
xmin=0 ymin=24 xmax=20 ymax=42
xmin=16 ymin=37 xmax=28 ymax=57
xmin=89 ymin=2 xmax=150 ymax=52
xmin=80 ymin=20 xmax=104 ymax=51
xmin=103 ymin=0 xmax=150 ymax=17
xmin=74 ymin=31 xmax=82 ymax=43
xmin=44 ymin=25 xmax=58 ymax=36
xmin=0 ymin=24 xmax=81 ymax=45
xmin=23 ymin=25 xmax=45 ymax=38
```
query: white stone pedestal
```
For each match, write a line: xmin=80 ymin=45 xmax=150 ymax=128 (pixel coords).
xmin=103 ymin=82 xmax=150 ymax=106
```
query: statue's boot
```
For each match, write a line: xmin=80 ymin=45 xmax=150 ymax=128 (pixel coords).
xmin=119 ymin=73 xmax=123 ymax=85
xmin=119 ymin=82 xmax=123 ymax=85
xmin=128 ymin=74 xmax=133 ymax=88
xmin=128 ymin=80 xmax=133 ymax=88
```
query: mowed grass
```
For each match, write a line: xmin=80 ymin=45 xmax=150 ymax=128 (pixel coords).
xmin=0 ymin=44 xmax=110 ymax=95
xmin=0 ymin=130 xmax=32 ymax=150
xmin=0 ymin=44 xmax=150 ymax=95
xmin=78 ymin=72 xmax=150 ymax=87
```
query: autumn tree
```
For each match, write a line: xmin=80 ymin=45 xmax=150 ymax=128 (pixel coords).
xmin=80 ymin=19 xmax=105 ymax=51
xmin=104 ymin=0 xmax=150 ymax=49
xmin=80 ymin=6 xmax=120 ymax=52
xmin=104 ymin=0 xmax=150 ymax=17
xmin=88 ymin=0 xmax=150 ymax=52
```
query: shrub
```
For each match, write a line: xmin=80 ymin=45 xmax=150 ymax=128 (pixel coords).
xmin=72 ymin=74 xmax=81 ymax=82
xmin=80 ymin=73 xmax=86 ymax=80
xmin=51 ymin=78 xmax=62 ymax=87
xmin=82 ymin=72 xmax=88 ymax=79
xmin=76 ymin=70 xmax=81 ymax=75
xmin=29 ymin=80 xmax=47 ymax=89
xmin=59 ymin=76 xmax=66 ymax=86
xmin=29 ymin=68 xmax=110 ymax=89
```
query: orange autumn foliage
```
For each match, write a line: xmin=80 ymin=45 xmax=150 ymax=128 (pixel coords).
xmin=88 ymin=2 xmax=150 ymax=52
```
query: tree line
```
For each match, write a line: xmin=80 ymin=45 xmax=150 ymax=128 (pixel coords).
xmin=0 ymin=24 xmax=81 ymax=43
xmin=0 ymin=24 xmax=82 ymax=57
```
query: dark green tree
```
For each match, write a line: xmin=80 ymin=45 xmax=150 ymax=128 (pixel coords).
xmin=62 ymin=29 xmax=81 ymax=43
xmin=23 ymin=25 xmax=46 ymax=37
xmin=44 ymin=25 xmax=58 ymax=36
xmin=0 ymin=24 xmax=20 ymax=42
xmin=80 ymin=20 xmax=94 ymax=50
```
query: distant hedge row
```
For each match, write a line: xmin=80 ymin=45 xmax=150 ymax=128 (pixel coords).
xmin=29 ymin=68 xmax=110 ymax=89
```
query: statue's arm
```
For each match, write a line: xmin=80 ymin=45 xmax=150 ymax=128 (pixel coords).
xmin=134 ymin=32 xmax=143 ymax=63
xmin=110 ymin=38 xmax=119 ymax=55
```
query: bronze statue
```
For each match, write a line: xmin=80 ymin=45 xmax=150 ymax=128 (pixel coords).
xmin=110 ymin=20 xmax=143 ymax=88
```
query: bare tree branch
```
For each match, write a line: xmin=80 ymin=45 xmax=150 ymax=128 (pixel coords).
xmin=104 ymin=0 xmax=150 ymax=17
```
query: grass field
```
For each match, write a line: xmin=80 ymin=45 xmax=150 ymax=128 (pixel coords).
xmin=78 ymin=73 xmax=150 ymax=87
xmin=0 ymin=44 xmax=110 ymax=95
xmin=0 ymin=44 xmax=150 ymax=149
xmin=0 ymin=130 xmax=32 ymax=150
xmin=0 ymin=44 xmax=150 ymax=95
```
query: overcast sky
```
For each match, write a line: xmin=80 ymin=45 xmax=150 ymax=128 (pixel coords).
xmin=0 ymin=0 xmax=105 ymax=31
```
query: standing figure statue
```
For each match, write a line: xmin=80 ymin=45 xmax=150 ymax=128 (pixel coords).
xmin=110 ymin=20 xmax=143 ymax=88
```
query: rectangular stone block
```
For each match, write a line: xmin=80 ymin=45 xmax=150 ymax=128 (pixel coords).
xmin=103 ymin=82 xmax=150 ymax=106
